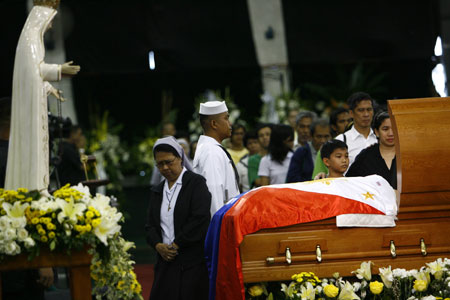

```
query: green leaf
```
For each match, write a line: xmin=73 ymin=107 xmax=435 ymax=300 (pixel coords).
xmin=50 ymin=239 xmax=56 ymax=251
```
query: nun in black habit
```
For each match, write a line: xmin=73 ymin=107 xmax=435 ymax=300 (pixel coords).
xmin=145 ymin=136 xmax=211 ymax=300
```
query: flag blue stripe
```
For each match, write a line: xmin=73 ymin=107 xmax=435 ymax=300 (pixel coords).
xmin=205 ymin=193 xmax=245 ymax=300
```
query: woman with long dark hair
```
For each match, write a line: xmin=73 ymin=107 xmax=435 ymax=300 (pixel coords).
xmin=257 ymin=124 xmax=294 ymax=186
xmin=346 ymin=111 xmax=397 ymax=189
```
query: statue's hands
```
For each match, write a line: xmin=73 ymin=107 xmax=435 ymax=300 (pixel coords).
xmin=50 ymin=88 xmax=66 ymax=102
xmin=61 ymin=61 xmax=80 ymax=76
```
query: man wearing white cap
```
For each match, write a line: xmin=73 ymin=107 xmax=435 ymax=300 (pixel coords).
xmin=193 ymin=101 xmax=240 ymax=216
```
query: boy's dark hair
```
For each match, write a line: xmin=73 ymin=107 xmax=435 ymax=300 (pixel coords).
xmin=347 ymin=92 xmax=374 ymax=110
xmin=321 ymin=139 xmax=348 ymax=160
xmin=329 ymin=107 xmax=349 ymax=126
xmin=243 ymin=130 xmax=258 ymax=147
xmin=255 ymin=123 xmax=273 ymax=135
xmin=372 ymin=111 xmax=390 ymax=131
xmin=231 ymin=123 xmax=246 ymax=136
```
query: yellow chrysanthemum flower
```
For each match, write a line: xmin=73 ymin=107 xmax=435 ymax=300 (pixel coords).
xmin=116 ymin=280 xmax=125 ymax=290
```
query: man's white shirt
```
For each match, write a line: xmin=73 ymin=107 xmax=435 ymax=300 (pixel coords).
xmin=335 ymin=126 xmax=378 ymax=168
xmin=193 ymin=135 xmax=240 ymax=217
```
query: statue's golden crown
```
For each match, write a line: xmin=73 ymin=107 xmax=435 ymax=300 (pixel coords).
xmin=33 ymin=0 xmax=60 ymax=9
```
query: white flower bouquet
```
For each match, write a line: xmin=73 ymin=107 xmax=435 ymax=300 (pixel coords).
xmin=0 ymin=184 xmax=143 ymax=300
xmin=246 ymin=259 xmax=450 ymax=300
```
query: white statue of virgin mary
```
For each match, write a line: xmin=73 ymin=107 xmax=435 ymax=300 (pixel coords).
xmin=5 ymin=0 xmax=80 ymax=191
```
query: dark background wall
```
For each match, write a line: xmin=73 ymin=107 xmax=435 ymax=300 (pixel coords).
xmin=0 ymin=0 xmax=441 ymax=141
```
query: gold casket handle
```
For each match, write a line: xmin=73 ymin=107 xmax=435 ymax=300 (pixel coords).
xmin=316 ymin=245 xmax=322 ymax=263
xmin=285 ymin=247 xmax=292 ymax=264
xmin=390 ymin=240 xmax=396 ymax=258
xmin=266 ymin=257 xmax=275 ymax=264
xmin=420 ymin=238 xmax=427 ymax=256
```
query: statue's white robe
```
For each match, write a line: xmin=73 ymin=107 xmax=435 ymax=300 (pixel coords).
xmin=6 ymin=6 xmax=61 ymax=191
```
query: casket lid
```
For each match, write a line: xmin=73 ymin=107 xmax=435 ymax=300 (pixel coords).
xmin=388 ymin=97 xmax=450 ymax=209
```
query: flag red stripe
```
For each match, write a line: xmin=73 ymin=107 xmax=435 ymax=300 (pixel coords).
xmin=215 ymin=187 xmax=384 ymax=300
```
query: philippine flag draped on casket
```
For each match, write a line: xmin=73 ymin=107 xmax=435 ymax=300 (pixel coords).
xmin=205 ymin=175 xmax=397 ymax=300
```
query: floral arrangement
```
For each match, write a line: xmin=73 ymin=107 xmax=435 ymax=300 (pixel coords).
xmin=188 ymin=87 xmax=245 ymax=142
xmin=0 ymin=185 xmax=143 ymax=300
xmin=88 ymin=111 xmax=130 ymax=193
xmin=245 ymin=258 xmax=450 ymax=300
xmin=260 ymin=89 xmax=307 ymax=124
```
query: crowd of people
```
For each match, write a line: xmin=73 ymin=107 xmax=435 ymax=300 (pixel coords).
xmin=144 ymin=91 xmax=398 ymax=299
xmin=1 ymin=90 xmax=397 ymax=300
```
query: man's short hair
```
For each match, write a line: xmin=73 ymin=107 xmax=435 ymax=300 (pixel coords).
xmin=295 ymin=111 xmax=317 ymax=126
xmin=330 ymin=107 xmax=349 ymax=126
xmin=321 ymin=139 xmax=348 ymax=160
xmin=199 ymin=114 xmax=212 ymax=129
xmin=0 ymin=97 xmax=12 ymax=129
xmin=347 ymin=92 xmax=374 ymax=110
xmin=310 ymin=118 xmax=330 ymax=136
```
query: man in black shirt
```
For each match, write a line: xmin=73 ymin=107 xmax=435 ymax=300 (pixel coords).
xmin=56 ymin=125 xmax=86 ymax=186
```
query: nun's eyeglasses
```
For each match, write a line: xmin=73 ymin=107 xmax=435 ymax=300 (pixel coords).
xmin=156 ymin=157 xmax=177 ymax=169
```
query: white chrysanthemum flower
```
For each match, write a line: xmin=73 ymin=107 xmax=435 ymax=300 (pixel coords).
xmin=0 ymin=216 xmax=10 ymax=230
xmin=31 ymin=198 xmax=58 ymax=211
xmin=4 ymin=228 xmax=16 ymax=240
xmin=379 ymin=266 xmax=394 ymax=288
xmin=5 ymin=241 xmax=20 ymax=255
xmin=352 ymin=261 xmax=372 ymax=281
xmin=406 ymin=269 xmax=418 ymax=278
xmin=392 ymin=268 xmax=406 ymax=278
xmin=23 ymin=237 xmax=35 ymax=248
xmin=56 ymin=198 xmax=86 ymax=224
xmin=11 ymin=216 xmax=26 ymax=229
xmin=17 ymin=228 xmax=28 ymax=241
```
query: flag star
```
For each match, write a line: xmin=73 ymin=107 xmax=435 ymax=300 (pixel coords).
xmin=362 ymin=191 xmax=375 ymax=200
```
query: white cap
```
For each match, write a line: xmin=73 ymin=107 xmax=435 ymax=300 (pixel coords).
xmin=199 ymin=101 xmax=228 ymax=115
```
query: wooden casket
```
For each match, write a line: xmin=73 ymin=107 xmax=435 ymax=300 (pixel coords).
xmin=240 ymin=97 xmax=450 ymax=283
